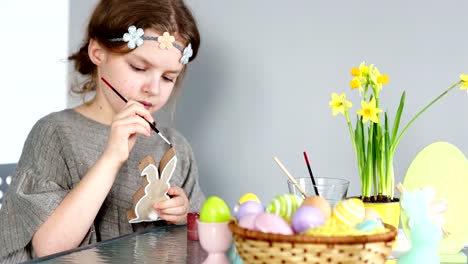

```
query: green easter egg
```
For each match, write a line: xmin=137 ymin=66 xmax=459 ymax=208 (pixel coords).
xmin=266 ymin=194 xmax=303 ymax=222
xmin=199 ymin=196 xmax=232 ymax=223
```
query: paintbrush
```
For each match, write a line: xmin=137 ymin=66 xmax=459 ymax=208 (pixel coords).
xmin=273 ymin=156 xmax=307 ymax=198
xmin=100 ymin=77 xmax=172 ymax=147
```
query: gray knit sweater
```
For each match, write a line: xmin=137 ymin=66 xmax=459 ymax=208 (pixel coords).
xmin=0 ymin=109 xmax=205 ymax=263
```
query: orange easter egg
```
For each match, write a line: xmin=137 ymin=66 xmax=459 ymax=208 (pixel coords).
xmin=301 ymin=196 xmax=331 ymax=220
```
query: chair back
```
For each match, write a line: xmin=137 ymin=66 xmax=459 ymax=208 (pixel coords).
xmin=0 ymin=163 xmax=16 ymax=210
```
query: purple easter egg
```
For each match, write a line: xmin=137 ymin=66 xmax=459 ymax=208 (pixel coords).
xmin=238 ymin=214 xmax=257 ymax=230
xmin=235 ymin=201 xmax=264 ymax=221
xmin=254 ymin=213 xmax=293 ymax=235
xmin=291 ymin=205 xmax=325 ymax=233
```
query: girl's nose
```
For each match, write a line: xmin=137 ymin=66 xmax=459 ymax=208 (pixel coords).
xmin=142 ymin=75 xmax=160 ymax=95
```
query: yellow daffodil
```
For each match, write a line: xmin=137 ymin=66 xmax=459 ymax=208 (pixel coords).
xmin=359 ymin=62 xmax=370 ymax=77
xmin=330 ymin=62 xmax=462 ymax=200
xmin=357 ymin=98 xmax=382 ymax=123
xmin=460 ymin=74 xmax=468 ymax=92
xmin=350 ymin=62 xmax=371 ymax=94
xmin=351 ymin=67 xmax=360 ymax=77
xmin=350 ymin=77 xmax=362 ymax=90
xmin=377 ymin=74 xmax=389 ymax=85
xmin=369 ymin=66 xmax=389 ymax=92
xmin=329 ymin=93 xmax=352 ymax=116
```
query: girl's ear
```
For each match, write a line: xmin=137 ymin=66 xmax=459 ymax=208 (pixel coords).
xmin=88 ymin=38 xmax=107 ymax=66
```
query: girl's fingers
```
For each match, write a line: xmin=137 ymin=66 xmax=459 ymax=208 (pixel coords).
xmin=167 ymin=186 xmax=185 ymax=197
xmin=115 ymin=100 xmax=154 ymax=124
xmin=156 ymin=195 xmax=188 ymax=224
xmin=104 ymin=101 xmax=155 ymax=163
xmin=111 ymin=116 xmax=151 ymax=136
xmin=158 ymin=214 xmax=186 ymax=224
xmin=153 ymin=186 xmax=189 ymax=223
xmin=155 ymin=195 xmax=187 ymax=211
xmin=157 ymin=205 xmax=187 ymax=216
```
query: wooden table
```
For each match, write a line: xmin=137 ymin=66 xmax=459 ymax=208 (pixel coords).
xmin=24 ymin=225 xmax=207 ymax=264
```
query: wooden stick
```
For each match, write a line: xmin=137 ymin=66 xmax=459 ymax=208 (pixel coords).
xmin=396 ymin=183 xmax=405 ymax=194
xmin=273 ymin=156 xmax=307 ymax=198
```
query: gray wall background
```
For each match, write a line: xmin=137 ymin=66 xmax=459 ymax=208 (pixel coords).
xmin=70 ymin=1 xmax=468 ymax=208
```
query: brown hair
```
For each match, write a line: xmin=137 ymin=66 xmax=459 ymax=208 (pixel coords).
xmin=69 ymin=0 xmax=200 ymax=94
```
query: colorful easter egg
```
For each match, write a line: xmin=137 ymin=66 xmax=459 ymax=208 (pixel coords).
xmin=238 ymin=214 xmax=257 ymax=230
xmin=233 ymin=193 xmax=262 ymax=219
xmin=254 ymin=213 xmax=293 ymax=235
xmin=266 ymin=194 xmax=303 ymax=222
xmin=301 ymin=196 xmax=332 ymax=220
xmin=356 ymin=219 xmax=385 ymax=233
xmin=332 ymin=198 xmax=365 ymax=227
xmin=199 ymin=196 xmax=232 ymax=223
xmin=239 ymin=193 xmax=261 ymax=204
xmin=234 ymin=200 xmax=264 ymax=221
xmin=291 ymin=205 xmax=325 ymax=233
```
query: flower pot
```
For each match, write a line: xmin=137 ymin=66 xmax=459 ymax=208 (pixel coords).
xmin=363 ymin=201 xmax=400 ymax=230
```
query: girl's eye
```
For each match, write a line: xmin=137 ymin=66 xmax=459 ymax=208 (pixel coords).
xmin=130 ymin=64 xmax=146 ymax=72
xmin=163 ymin=76 xmax=175 ymax=83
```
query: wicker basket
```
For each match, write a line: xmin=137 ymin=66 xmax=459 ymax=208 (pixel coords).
xmin=228 ymin=221 xmax=397 ymax=264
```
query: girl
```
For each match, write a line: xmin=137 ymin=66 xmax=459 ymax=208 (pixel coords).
xmin=0 ymin=0 xmax=205 ymax=262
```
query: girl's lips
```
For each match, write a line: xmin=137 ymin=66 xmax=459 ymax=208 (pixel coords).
xmin=138 ymin=101 xmax=153 ymax=109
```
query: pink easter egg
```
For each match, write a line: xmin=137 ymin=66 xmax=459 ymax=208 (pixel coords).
xmin=234 ymin=201 xmax=264 ymax=221
xmin=291 ymin=205 xmax=325 ymax=233
xmin=238 ymin=214 xmax=257 ymax=230
xmin=254 ymin=213 xmax=293 ymax=235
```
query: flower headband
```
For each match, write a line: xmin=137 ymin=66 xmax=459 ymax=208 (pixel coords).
xmin=111 ymin=25 xmax=193 ymax=65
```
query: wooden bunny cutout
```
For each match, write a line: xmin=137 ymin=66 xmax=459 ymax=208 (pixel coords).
xmin=127 ymin=147 xmax=177 ymax=223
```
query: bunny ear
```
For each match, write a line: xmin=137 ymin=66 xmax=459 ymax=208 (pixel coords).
xmin=159 ymin=147 xmax=177 ymax=182
xmin=159 ymin=147 xmax=175 ymax=174
xmin=139 ymin=156 xmax=156 ymax=172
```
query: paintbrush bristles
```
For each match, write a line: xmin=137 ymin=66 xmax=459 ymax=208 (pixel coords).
xmin=273 ymin=156 xmax=307 ymax=198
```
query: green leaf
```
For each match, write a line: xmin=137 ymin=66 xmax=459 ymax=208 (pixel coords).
xmin=355 ymin=117 xmax=365 ymax=180
xmin=384 ymin=113 xmax=391 ymax=196
xmin=366 ymin=125 xmax=374 ymax=198
xmin=391 ymin=91 xmax=406 ymax=147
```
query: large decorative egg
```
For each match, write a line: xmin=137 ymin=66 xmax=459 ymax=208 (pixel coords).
xmin=199 ymin=196 xmax=232 ymax=223
xmin=266 ymin=194 xmax=303 ymax=222
xmin=233 ymin=193 xmax=262 ymax=220
xmin=332 ymin=198 xmax=365 ymax=227
xmin=301 ymin=196 xmax=332 ymax=220
xmin=234 ymin=200 xmax=264 ymax=221
xmin=291 ymin=205 xmax=325 ymax=233
xmin=254 ymin=213 xmax=293 ymax=235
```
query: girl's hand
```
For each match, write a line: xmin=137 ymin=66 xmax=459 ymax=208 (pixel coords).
xmin=154 ymin=186 xmax=189 ymax=225
xmin=104 ymin=100 xmax=154 ymax=164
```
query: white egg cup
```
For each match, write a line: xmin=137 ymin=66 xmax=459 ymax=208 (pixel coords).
xmin=197 ymin=220 xmax=232 ymax=264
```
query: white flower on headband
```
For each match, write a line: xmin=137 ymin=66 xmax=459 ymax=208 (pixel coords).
xmin=123 ymin=26 xmax=144 ymax=49
xmin=180 ymin=44 xmax=193 ymax=65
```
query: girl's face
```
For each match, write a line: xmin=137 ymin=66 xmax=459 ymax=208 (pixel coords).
xmin=92 ymin=29 xmax=185 ymax=118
